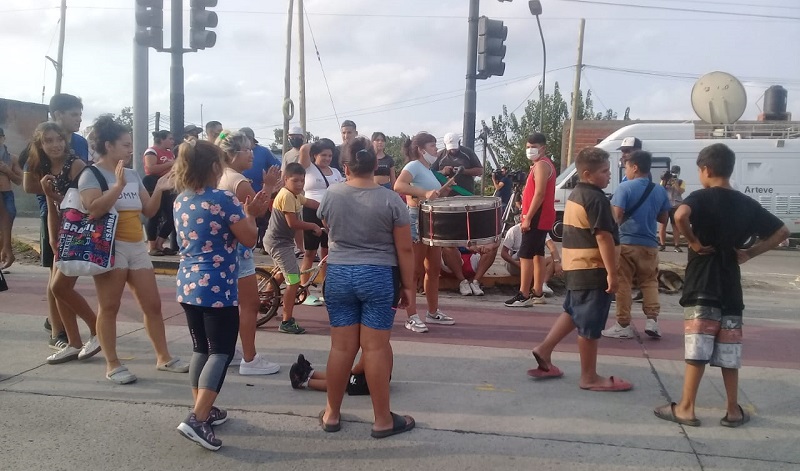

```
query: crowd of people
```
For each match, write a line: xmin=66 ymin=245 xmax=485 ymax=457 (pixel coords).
xmin=2 ymin=92 xmax=789 ymax=451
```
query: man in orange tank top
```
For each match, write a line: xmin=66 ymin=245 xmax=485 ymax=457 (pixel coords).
xmin=505 ymin=133 xmax=557 ymax=308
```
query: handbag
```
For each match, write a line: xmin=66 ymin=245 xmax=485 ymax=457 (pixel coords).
xmin=55 ymin=166 xmax=118 ymax=276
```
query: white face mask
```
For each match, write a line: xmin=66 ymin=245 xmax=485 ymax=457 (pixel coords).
xmin=526 ymin=147 xmax=539 ymax=160
xmin=423 ymin=151 xmax=437 ymax=165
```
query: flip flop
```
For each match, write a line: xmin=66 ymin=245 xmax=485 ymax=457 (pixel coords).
xmin=318 ymin=410 xmax=341 ymax=433
xmin=654 ymin=402 xmax=701 ymax=427
xmin=580 ymin=376 xmax=634 ymax=392
xmin=531 ymin=350 xmax=551 ymax=371
xmin=720 ymin=404 xmax=750 ymax=428
xmin=148 ymin=249 xmax=165 ymax=256
xmin=158 ymin=357 xmax=190 ymax=373
xmin=371 ymin=412 xmax=415 ymax=439
xmin=106 ymin=365 xmax=137 ymax=385
xmin=527 ymin=365 xmax=564 ymax=379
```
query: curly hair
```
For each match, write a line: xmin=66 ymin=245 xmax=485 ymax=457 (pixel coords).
xmin=172 ymin=140 xmax=225 ymax=192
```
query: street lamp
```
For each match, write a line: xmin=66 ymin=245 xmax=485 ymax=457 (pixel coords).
xmin=529 ymin=0 xmax=546 ymax=133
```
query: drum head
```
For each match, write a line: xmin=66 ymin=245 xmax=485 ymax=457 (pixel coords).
xmin=420 ymin=196 xmax=500 ymax=213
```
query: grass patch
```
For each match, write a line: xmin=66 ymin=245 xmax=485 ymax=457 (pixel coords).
xmin=11 ymin=238 xmax=36 ymax=254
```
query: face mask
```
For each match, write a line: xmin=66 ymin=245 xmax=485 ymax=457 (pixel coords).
xmin=289 ymin=137 xmax=304 ymax=149
xmin=423 ymin=151 xmax=437 ymax=165
xmin=526 ymin=147 xmax=539 ymax=160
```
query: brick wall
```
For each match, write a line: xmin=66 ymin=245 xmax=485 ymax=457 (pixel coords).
xmin=560 ymin=120 xmax=629 ymax=170
xmin=1 ymin=98 xmax=50 ymax=217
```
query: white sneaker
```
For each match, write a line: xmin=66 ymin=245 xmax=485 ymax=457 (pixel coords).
xmin=231 ymin=346 xmax=243 ymax=363
xmin=78 ymin=335 xmax=101 ymax=360
xmin=601 ymin=322 xmax=635 ymax=339
xmin=531 ymin=292 xmax=547 ymax=305
xmin=47 ymin=345 xmax=80 ymax=364
xmin=302 ymin=295 xmax=324 ymax=306
xmin=541 ymin=283 xmax=554 ymax=296
xmin=239 ymin=353 xmax=281 ymax=375
xmin=459 ymin=279 xmax=472 ymax=296
xmin=644 ymin=319 xmax=662 ymax=338
xmin=405 ymin=314 xmax=429 ymax=333
xmin=469 ymin=280 xmax=484 ymax=296
xmin=426 ymin=310 xmax=455 ymax=325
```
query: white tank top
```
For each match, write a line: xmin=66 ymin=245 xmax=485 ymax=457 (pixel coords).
xmin=304 ymin=164 xmax=343 ymax=202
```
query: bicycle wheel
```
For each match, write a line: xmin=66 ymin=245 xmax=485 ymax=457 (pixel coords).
xmin=255 ymin=267 xmax=282 ymax=327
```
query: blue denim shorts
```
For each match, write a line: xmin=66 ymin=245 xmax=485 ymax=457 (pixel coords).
xmin=563 ymin=288 xmax=612 ymax=340
xmin=323 ymin=264 xmax=400 ymax=331
xmin=237 ymin=253 xmax=256 ymax=279
xmin=408 ymin=206 xmax=420 ymax=243
xmin=1 ymin=191 xmax=16 ymax=221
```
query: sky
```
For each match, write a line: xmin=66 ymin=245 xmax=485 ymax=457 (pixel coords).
xmin=2 ymin=0 xmax=800 ymax=148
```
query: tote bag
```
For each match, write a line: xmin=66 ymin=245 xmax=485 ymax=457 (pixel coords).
xmin=55 ymin=166 xmax=118 ymax=276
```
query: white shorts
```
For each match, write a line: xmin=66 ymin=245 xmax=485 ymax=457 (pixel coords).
xmin=112 ymin=240 xmax=154 ymax=271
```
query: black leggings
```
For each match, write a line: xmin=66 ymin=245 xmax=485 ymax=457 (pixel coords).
xmin=145 ymin=185 xmax=176 ymax=242
xmin=182 ymin=303 xmax=239 ymax=393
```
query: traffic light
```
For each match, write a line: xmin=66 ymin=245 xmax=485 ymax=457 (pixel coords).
xmin=477 ymin=16 xmax=508 ymax=79
xmin=190 ymin=0 xmax=218 ymax=50
xmin=134 ymin=0 xmax=163 ymax=49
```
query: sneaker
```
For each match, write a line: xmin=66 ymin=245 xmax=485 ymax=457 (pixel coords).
xmin=530 ymin=292 xmax=547 ymax=305
xmin=206 ymin=406 xmax=228 ymax=427
xmin=405 ymin=314 xmax=429 ymax=333
xmin=644 ymin=319 xmax=662 ymax=338
xmin=601 ymin=322 xmax=635 ymax=339
xmin=673 ymin=246 xmax=683 ymax=253
xmin=239 ymin=353 xmax=281 ymax=375
xmin=46 ymin=345 xmax=80 ymax=364
xmin=469 ymin=280 xmax=484 ymax=296
xmin=541 ymin=283 xmax=554 ymax=296
xmin=459 ymin=279 xmax=472 ymax=296
xmin=426 ymin=310 xmax=455 ymax=325
xmin=48 ymin=332 xmax=68 ymax=351
xmin=294 ymin=250 xmax=304 ymax=259
xmin=44 ymin=318 xmax=52 ymax=332
xmin=290 ymin=354 xmax=313 ymax=389
xmin=659 ymin=245 xmax=666 ymax=252
xmin=504 ymin=292 xmax=532 ymax=308
xmin=632 ymin=291 xmax=643 ymax=303
xmin=231 ymin=345 xmax=243 ymax=363
xmin=347 ymin=372 xmax=370 ymax=396
xmin=279 ymin=318 xmax=306 ymax=334
xmin=177 ymin=413 xmax=222 ymax=451
xmin=78 ymin=335 xmax=101 ymax=360
xmin=302 ymin=295 xmax=324 ymax=306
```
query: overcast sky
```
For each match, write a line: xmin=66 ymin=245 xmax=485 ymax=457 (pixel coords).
xmin=2 ymin=0 xmax=799 ymax=146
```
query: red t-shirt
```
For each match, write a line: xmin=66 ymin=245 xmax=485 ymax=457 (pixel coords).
xmin=521 ymin=156 xmax=557 ymax=230
xmin=143 ymin=146 xmax=174 ymax=176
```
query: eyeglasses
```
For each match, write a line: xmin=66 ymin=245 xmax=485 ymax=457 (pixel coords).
xmin=238 ymin=148 xmax=253 ymax=153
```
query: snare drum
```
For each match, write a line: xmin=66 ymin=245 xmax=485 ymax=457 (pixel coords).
xmin=418 ymin=196 xmax=502 ymax=247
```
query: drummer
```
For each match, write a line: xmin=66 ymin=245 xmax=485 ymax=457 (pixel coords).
xmin=394 ymin=132 xmax=455 ymax=334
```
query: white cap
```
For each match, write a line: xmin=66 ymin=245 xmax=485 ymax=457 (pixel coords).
xmin=289 ymin=126 xmax=304 ymax=135
xmin=444 ymin=132 xmax=460 ymax=150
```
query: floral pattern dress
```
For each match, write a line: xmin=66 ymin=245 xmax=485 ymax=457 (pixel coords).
xmin=173 ymin=188 xmax=245 ymax=308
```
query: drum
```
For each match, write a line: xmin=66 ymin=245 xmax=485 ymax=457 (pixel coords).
xmin=418 ymin=196 xmax=502 ymax=247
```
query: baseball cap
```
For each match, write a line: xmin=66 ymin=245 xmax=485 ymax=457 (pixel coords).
xmin=617 ymin=136 xmax=642 ymax=151
xmin=239 ymin=127 xmax=258 ymax=144
xmin=443 ymin=132 xmax=460 ymax=150
xmin=183 ymin=124 xmax=202 ymax=136
xmin=289 ymin=126 xmax=303 ymax=136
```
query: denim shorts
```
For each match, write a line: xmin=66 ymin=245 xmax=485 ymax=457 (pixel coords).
xmin=237 ymin=253 xmax=256 ymax=279
xmin=563 ymin=288 xmax=612 ymax=340
xmin=1 ymin=191 xmax=16 ymax=221
xmin=408 ymin=206 xmax=420 ymax=243
xmin=323 ymin=264 xmax=400 ymax=331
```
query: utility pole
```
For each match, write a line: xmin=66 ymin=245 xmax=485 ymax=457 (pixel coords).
xmin=55 ymin=0 xmax=67 ymax=94
xmin=133 ymin=41 xmax=148 ymax=176
xmin=566 ymin=18 xmax=585 ymax=167
xmin=170 ymin=0 xmax=185 ymax=143
xmin=298 ymin=0 xmax=307 ymax=135
xmin=282 ymin=0 xmax=295 ymax=154
xmin=462 ymin=0 xmax=479 ymax=150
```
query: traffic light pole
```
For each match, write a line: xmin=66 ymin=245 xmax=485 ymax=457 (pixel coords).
xmin=170 ymin=0 xmax=185 ymax=142
xmin=133 ymin=40 xmax=148 ymax=176
xmin=462 ymin=0 xmax=479 ymax=150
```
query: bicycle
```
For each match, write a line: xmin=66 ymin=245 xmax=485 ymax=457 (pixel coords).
xmin=254 ymin=254 xmax=328 ymax=327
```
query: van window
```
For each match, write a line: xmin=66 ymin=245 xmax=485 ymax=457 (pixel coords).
xmin=556 ymin=163 xmax=576 ymax=187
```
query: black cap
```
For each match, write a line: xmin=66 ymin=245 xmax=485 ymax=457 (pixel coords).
xmin=239 ymin=127 xmax=258 ymax=144
xmin=183 ymin=124 xmax=202 ymax=136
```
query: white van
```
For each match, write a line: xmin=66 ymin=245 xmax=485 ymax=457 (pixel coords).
xmin=550 ymin=122 xmax=800 ymax=241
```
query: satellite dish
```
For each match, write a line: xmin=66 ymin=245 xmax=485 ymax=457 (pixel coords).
xmin=691 ymin=71 xmax=747 ymax=124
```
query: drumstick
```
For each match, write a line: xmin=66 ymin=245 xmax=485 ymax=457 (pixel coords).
xmin=441 ymin=166 xmax=464 ymax=190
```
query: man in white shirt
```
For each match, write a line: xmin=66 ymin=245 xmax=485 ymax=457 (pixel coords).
xmin=501 ymin=223 xmax=561 ymax=296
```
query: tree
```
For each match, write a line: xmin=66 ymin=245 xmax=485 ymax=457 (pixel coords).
xmin=112 ymin=106 xmax=133 ymax=131
xmin=272 ymin=128 xmax=318 ymax=148
xmin=485 ymin=82 xmax=622 ymax=173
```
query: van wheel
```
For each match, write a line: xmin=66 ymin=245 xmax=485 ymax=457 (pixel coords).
xmin=550 ymin=216 xmax=564 ymax=242
xmin=739 ymin=235 xmax=757 ymax=249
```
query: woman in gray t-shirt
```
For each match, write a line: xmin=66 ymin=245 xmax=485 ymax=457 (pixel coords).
xmin=316 ymin=137 xmax=416 ymax=438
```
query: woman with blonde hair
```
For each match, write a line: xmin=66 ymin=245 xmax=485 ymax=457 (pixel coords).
xmin=78 ymin=115 xmax=187 ymax=384
xmin=216 ymin=130 xmax=281 ymax=375
xmin=394 ymin=132 xmax=455 ymax=333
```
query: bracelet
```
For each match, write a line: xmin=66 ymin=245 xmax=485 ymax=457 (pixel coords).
xmin=553 ymin=259 xmax=561 ymax=263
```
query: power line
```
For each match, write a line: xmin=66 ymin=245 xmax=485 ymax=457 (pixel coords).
xmin=584 ymin=65 xmax=800 ymax=86
xmin=558 ymin=0 xmax=800 ymax=20
xmin=658 ymin=0 xmax=800 ymax=10
xmin=303 ymin=5 xmax=340 ymax=128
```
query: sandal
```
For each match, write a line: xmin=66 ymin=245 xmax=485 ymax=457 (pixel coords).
xmin=371 ymin=412 xmax=415 ymax=439
xmin=148 ymin=249 xmax=165 ymax=256
xmin=106 ymin=365 xmax=137 ymax=385
xmin=720 ymin=404 xmax=750 ymax=428
xmin=654 ymin=402 xmax=701 ymax=427
xmin=158 ymin=357 xmax=190 ymax=373
xmin=580 ymin=376 xmax=634 ymax=392
xmin=161 ymin=248 xmax=178 ymax=256
xmin=318 ymin=410 xmax=341 ymax=433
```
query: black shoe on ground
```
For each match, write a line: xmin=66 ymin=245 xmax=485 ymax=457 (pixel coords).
xmin=632 ymin=291 xmax=643 ymax=303
xmin=289 ymin=354 xmax=313 ymax=389
xmin=673 ymin=246 xmax=683 ymax=253
xmin=177 ymin=413 xmax=222 ymax=451
xmin=659 ymin=245 xmax=666 ymax=252
xmin=206 ymin=406 xmax=228 ymax=427
xmin=44 ymin=318 xmax=52 ymax=332
xmin=504 ymin=292 xmax=532 ymax=307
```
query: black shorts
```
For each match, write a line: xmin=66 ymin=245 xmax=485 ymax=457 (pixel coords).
xmin=668 ymin=206 xmax=679 ymax=224
xmin=563 ymin=288 xmax=612 ymax=340
xmin=517 ymin=228 xmax=548 ymax=259
xmin=302 ymin=206 xmax=328 ymax=251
